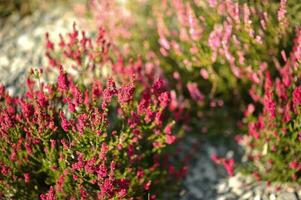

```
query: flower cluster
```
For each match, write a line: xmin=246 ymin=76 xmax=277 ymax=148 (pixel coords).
xmin=149 ymin=0 xmax=292 ymax=113
xmin=87 ymin=0 xmax=297 ymax=135
xmin=0 ymin=26 xmax=182 ymax=199
xmin=240 ymin=29 xmax=301 ymax=183
xmin=86 ymin=0 xmax=301 ymax=184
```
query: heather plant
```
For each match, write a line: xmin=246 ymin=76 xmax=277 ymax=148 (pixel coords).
xmin=147 ymin=0 xmax=296 ymax=131
xmin=0 ymin=26 xmax=183 ymax=199
xmin=88 ymin=0 xmax=300 ymax=135
xmin=239 ymin=28 xmax=301 ymax=183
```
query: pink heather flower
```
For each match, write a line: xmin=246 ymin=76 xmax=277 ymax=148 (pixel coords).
xmin=292 ymin=86 xmax=301 ymax=112
xmin=153 ymin=79 xmax=165 ymax=93
xmin=59 ymin=111 xmax=70 ymax=132
xmin=92 ymin=81 xmax=102 ymax=99
xmin=97 ymin=164 xmax=107 ymax=178
xmin=166 ymin=134 xmax=176 ymax=144
xmin=76 ymin=114 xmax=88 ymax=134
xmin=50 ymin=139 xmax=56 ymax=149
xmin=263 ymin=73 xmax=276 ymax=118
xmin=57 ymin=67 xmax=69 ymax=91
xmin=100 ymin=179 xmax=114 ymax=194
xmin=70 ymin=83 xmax=83 ymax=105
xmin=0 ymin=84 xmax=5 ymax=98
xmin=263 ymin=96 xmax=276 ymax=118
xmin=159 ymin=37 xmax=170 ymax=50
xmin=128 ymin=111 xmax=140 ymax=128
xmin=283 ymin=102 xmax=291 ymax=122
xmin=58 ymin=33 xmax=65 ymax=48
xmin=208 ymin=26 xmax=222 ymax=48
xmin=248 ymin=122 xmax=260 ymax=139
xmin=264 ymin=72 xmax=273 ymax=92
xmin=187 ymin=82 xmax=204 ymax=102
xmin=164 ymin=123 xmax=173 ymax=135
xmin=60 ymin=139 xmax=68 ymax=150
xmin=244 ymin=104 xmax=255 ymax=117
xmin=107 ymin=78 xmax=117 ymax=93
xmin=208 ymin=0 xmax=217 ymax=7
xmin=127 ymin=145 xmax=135 ymax=158
xmin=223 ymin=159 xmax=235 ymax=176
xmin=291 ymin=29 xmax=301 ymax=66
xmin=40 ymin=186 xmax=55 ymax=200
xmin=249 ymin=73 xmax=260 ymax=84
xmin=289 ymin=160 xmax=299 ymax=170
xmin=200 ymin=69 xmax=209 ymax=80
xmin=116 ymin=178 xmax=128 ymax=190
xmin=10 ymin=151 xmax=16 ymax=161
xmin=45 ymin=32 xmax=54 ymax=50
xmin=25 ymin=142 xmax=33 ymax=155
xmin=188 ymin=11 xmax=202 ymax=40
xmin=84 ymin=90 xmax=90 ymax=105
xmin=1 ymin=165 xmax=9 ymax=176
xmin=158 ymin=92 xmax=170 ymax=108
xmin=154 ymin=111 xmax=163 ymax=126
xmin=37 ymin=91 xmax=48 ymax=107
xmin=211 ymin=153 xmax=221 ymax=164
xmin=137 ymin=168 xmax=144 ymax=179
xmin=80 ymin=187 xmax=87 ymax=200
xmin=100 ymin=143 xmax=109 ymax=159
xmin=249 ymin=86 xmax=261 ymax=102
xmin=56 ymin=174 xmax=65 ymax=192
xmin=280 ymin=65 xmax=292 ymax=87
xmin=20 ymin=101 xmax=34 ymax=118
xmin=275 ymin=79 xmax=288 ymax=100
xmin=278 ymin=0 xmax=287 ymax=24
xmin=144 ymin=180 xmax=151 ymax=190
xmin=118 ymin=189 xmax=127 ymax=198
xmin=118 ymin=84 xmax=135 ymax=104
xmin=138 ymin=93 xmax=151 ymax=114
xmin=281 ymin=50 xmax=287 ymax=62
xmin=211 ymin=154 xmax=235 ymax=176
xmin=24 ymin=173 xmax=30 ymax=183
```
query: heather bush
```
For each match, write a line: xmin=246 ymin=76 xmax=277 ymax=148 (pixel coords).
xmin=88 ymin=0 xmax=300 ymax=135
xmin=0 ymin=26 xmax=182 ymax=199
xmin=240 ymin=29 xmax=301 ymax=183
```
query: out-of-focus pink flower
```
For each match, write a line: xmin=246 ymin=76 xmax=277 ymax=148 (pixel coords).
xmin=187 ymin=82 xmax=204 ymax=102
xmin=293 ymin=86 xmax=301 ymax=112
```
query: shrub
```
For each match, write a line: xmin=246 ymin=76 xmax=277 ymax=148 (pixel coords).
xmin=240 ymin=28 xmax=301 ymax=183
xmin=88 ymin=0 xmax=299 ymax=135
xmin=0 ymin=25 xmax=182 ymax=199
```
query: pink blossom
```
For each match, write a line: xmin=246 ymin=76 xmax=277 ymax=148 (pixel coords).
xmin=166 ymin=134 xmax=176 ymax=144
xmin=278 ymin=0 xmax=287 ymax=24
xmin=207 ymin=0 xmax=217 ymax=7
xmin=24 ymin=173 xmax=30 ymax=183
xmin=187 ymin=82 xmax=204 ymax=102
xmin=59 ymin=111 xmax=70 ymax=132
xmin=144 ymin=180 xmax=151 ymax=190
xmin=40 ymin=186 xmax=55 ymax=200
xmin=244 ymin=104 xmax=255 ymax=117
xmin=289 ymin=160 xmax=299 ymax=170
xmin=223 ymin=159 xmax=235 ymax=176
xmin=158 ymin=92 xmax=170 ymax=108
xmin=118 ymin=84 xmax=135 ymax=104
xmin=45 ymin=32 xmax=54 ymax=50
xmin=200 ymin=69 xmax=209 ymax=80
xmin=293 ymin=86 xmax=301 ymax=112
xmin=57 ymin=67 xmax=69 ymax=91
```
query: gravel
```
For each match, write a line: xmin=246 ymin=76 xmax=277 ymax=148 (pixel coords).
xmin=178 ymin=137 xmax=301 ymax=200
xmin=0 ymin=5 xmax=81 ymax=95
